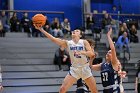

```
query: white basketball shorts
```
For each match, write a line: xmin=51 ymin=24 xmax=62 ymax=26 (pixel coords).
xmin=68 ymin=63 xmax=92 ymax=80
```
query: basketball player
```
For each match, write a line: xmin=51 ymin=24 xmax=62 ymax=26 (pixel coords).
xmin=0 ymin=66 xmax=3 ymax=91
xmin=118 ymin=62 xmax=126 ymax=93
xmin=34 ymin=24 xmax=98 ymax=93
xmin=0 ymin=79 xmax=3 ymax=91
xmin=90 ymin=27 xmax=123 ymax=93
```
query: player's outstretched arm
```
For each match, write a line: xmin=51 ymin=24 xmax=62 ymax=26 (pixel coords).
xmin=34 ymin=24 xmax=67 ymax=48
xmin=89 ymin=56 xmax=101 ymax=71
xmin=107 ymin=27 xmax=118 ymax=71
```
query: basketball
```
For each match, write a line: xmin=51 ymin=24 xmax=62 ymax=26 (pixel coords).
xmin=32 ymin=14 xmax=46 ymax=27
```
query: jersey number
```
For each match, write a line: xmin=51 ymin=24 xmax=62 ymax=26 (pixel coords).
xmin=74 ymin=51 xmax=81 ymax=58
xmin=102 ymin=72 xmax=108 ymax=81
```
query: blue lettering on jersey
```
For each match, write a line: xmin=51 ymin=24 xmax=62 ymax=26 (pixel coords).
xmin=70 ymin=46 xmax=83 ymax=51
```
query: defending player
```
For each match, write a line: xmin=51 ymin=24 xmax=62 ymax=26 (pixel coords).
xmin=90 ymin=27 xmax=122 ymax=93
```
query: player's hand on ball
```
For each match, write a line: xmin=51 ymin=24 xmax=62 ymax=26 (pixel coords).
xmin=32 ymin=14 xmax=46 ymax=31
xmin=33 ymin=24 xmax=43 ymax=31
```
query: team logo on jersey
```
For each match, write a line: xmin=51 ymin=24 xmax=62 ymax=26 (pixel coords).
xmin=70 ymin=46 xmax=83 ymax=50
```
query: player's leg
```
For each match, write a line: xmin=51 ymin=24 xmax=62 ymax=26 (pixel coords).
xmin=84 ymin=76 xmax=98 ymax=93
xmin=59 ymin=74 xmax=77 ymax=93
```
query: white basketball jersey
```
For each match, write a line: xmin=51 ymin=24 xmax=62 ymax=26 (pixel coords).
xmin=67 ymin=39 xmax=88 ymax=67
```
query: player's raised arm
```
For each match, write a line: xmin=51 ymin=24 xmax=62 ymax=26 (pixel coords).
xmin=89 ymin=55 xmax=101 ymax=71
xmin=34 ymin=25 xmax=67 ymax=48
xmin=107 ymin=27 xmax=118 ymax=71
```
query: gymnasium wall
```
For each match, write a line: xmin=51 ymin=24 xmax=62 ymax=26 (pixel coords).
xmin=91 ymin=0 xmax=140 ymax=14
xmin=0 ymin=0 xmax=2 ymax=9
xmin=0 ymin=0 xmax=8 ymax=10
xmin=13 ymin=0 xmax=83 ymax=30
xmin=115 ymin=0 xmax=140 ymax=14
xmin=91 ymin=0 xmax=113 ymax=13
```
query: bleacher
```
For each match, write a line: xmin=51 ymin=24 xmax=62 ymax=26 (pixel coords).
xmin=0 ymin=32 xmax=139 ymax=93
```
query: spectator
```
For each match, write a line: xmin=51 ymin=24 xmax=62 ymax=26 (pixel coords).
xmin=10 ymin=12 xmax=20 ymax=32
xmin=115 ymin=32 xmax=130 ymax=54
xmin=53 ymin=46 xmax=71 ymax=71
xmin=0 ymin=11 xmax=10 ymax=33
xmin=102 ymin=13 xmax=112 ymax=33
xmin=135 ymin=62 xmax=140 ymax=93
xmin=123 ymin=23 xmax=129 ymax=33
xmin=129 ymin=25 xmax=139 ymax=43
xmin=51 ymin=17 xmax=63 ymax=37
xmin=122 ymin=23 xmax=130 ymax=38
xmin=112 ymin=5 xmax=118 ymax=13
xmin=43 ymin=16 xmax=50 ymax=33
xmin=118 ymin=26 xmax=125 ymax=37
xmin=102 ymin=13 xmax=117 ymax=35
xmin=0 ymin=19 xmax=4 ymax=37
xmin=102 ymin=13 xmax=111 ymax=27
xmin=61 ymin=18 xmax=71 ymax=38
xmin=86 ymin=14 xmax=94 ymax=30
xmin=112 ymin=5 xmax=118 ymax=20
xmin=21 ymin=12 xmax=32 ymax=37
xmin=32 ymin=20 xmax=39 ymax=37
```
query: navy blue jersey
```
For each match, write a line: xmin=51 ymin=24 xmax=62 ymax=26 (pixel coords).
xmin=101 ymin=62 xmax=120 ymax=92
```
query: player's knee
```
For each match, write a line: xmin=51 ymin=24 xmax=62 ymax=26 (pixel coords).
xmin=59 ymin=86 xmax=66 ymax=93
